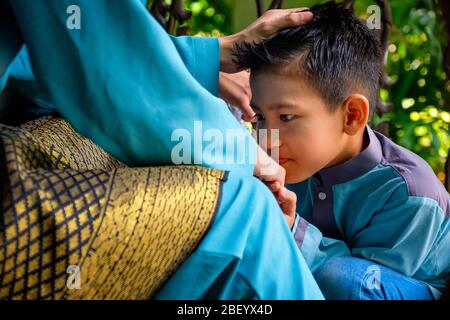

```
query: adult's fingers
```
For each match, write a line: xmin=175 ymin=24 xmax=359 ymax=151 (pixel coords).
xmin=219 ymin=71 xmax=255 ymax=121
xmin=278 ymin=187 xmax=297 ymax=216
xmin=261 ymin=8 xmax=313 ymax=33
xmin=278 ymin=10 xmax=314 ymax=30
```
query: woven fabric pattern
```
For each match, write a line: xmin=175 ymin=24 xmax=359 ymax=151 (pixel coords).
xmin=0 ymin=117 xmax=225 ymax=299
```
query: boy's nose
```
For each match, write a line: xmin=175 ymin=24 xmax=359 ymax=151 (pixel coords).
xmin=259 ymin=127 xmax=282 ymax=152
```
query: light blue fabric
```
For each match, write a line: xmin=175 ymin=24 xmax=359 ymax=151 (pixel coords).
xmin=0 ymin=1 xmax=23 ymax=91
xmin=170 ymin=36 xmax=220 ymax=97
xmin=289 ymin=164 xmax=449 ymax=299
xmin=1 ymin=0 xmax=324 ymax=299
xmin=3 ymin=36 xmax=219 ymax=110
xmin=3 ymin=0 xmax=257 ymax=173
xmin=314 ymin=256 xmax=434 ymax=300
xmin=3 ymin=45 xmax=56 ymax=113
xmin=156 ymin=171 xmax=324 ymax=299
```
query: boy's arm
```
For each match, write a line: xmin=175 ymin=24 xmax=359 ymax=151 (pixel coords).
xmin=350 ymin=195 xmax=448 ymax=279
xmin=291 ymin=214 xmax=351 ymax=273
xmin=283 ymin=184 xmax=351 ymax=272
xmin=293 ymin=194 xmax=449 ymax=287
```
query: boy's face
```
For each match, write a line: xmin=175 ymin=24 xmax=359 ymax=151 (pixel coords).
xmin=250 ymin=71 xmax=347 ymax=184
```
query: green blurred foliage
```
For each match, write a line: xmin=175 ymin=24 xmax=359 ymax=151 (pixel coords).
xmin=152 ymin=0 xmax=450 ymax=178
xmin=184 ymin=0 xmax=232 ymax=36
xmin=362 ymin=0 xmax=450 ymax=179
xmin=146 ymin=0 xmax=232 ymax=36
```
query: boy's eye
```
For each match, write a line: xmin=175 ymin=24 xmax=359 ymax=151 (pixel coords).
xmin=280 ymin=114 xmax=296 ymax=122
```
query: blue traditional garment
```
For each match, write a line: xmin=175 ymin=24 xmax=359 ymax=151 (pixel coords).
xmin=289 ymin=126 xmax=450 ymax=299
xmin=0 ymin=0 xmax=323 ymax=299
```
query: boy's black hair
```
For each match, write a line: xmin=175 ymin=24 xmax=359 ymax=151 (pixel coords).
xmin=232 ymin=1 xmax=382 ymax=116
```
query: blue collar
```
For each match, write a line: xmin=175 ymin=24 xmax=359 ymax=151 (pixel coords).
xmin=313 ymin=126 xmax=383 ymax=186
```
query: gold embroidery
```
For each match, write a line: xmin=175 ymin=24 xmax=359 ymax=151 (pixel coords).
xmin=0 ymin=117 xmax=225 ymax=299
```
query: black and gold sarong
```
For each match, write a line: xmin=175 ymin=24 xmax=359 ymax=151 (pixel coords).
xmin=0 ymin=116 xmax=226 ymax=299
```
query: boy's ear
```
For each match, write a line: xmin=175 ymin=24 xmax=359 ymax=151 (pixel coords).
xmin=342 ymin=94 xmax=370 ymax=136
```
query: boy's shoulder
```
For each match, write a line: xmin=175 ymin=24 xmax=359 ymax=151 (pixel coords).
xmin=374 ymin=130 xmax=450 ymax=215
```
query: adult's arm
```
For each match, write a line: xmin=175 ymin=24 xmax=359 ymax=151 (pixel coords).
xmin=3 ymin=0 xmax=256 ymax=174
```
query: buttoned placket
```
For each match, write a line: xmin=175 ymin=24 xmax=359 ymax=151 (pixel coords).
xmin=311 ymin=174 xmax=342 ymax=240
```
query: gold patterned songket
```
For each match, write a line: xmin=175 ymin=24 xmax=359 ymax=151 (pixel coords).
xmin=0 ymin=116 xmax=226 ymax=299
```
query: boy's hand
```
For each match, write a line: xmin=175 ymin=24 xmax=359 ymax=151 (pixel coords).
xmin=254 ymin=146 xmax=297 ymax=229
xmin=268 ymin=182 xmax=297 ymax=229
xmin=254 ymin=145 xmax=286 ymax=188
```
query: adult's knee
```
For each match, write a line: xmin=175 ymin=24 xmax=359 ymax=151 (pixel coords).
xmin=215 ymin=171 xmax=281 ymax=224
xmin=199 ymin=171 xmax=287 ymax=257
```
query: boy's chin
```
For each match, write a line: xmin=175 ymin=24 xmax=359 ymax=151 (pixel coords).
xmin=285 ymin=170 xmax=311 ymax=184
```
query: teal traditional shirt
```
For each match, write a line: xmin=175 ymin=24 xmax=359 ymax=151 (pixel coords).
xmin=289 ymin=127 xmax=450 ymax=299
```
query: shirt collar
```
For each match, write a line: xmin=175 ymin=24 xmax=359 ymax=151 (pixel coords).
xmin=313 ymin=126 xmax=383 ymax=186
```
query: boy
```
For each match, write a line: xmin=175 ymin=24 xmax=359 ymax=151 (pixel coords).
xmin=233 ymin=2 xmax=450 ymax=299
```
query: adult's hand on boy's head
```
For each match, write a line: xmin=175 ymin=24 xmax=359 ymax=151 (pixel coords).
xmin=219 ymin=8 xmax=314 ymax=73
xmin=219 ymin=70 xmax=256 ymax=122
xmin=239 ymin=8 xmax=314 ymax=43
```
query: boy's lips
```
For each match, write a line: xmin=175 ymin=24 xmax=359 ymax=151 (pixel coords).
xmin=278 ymin=158 xmax=292 ymax=165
